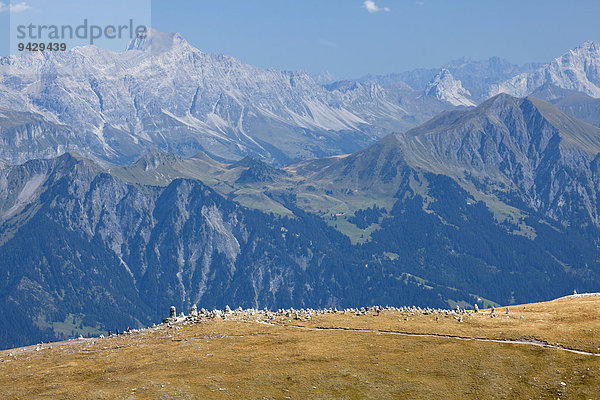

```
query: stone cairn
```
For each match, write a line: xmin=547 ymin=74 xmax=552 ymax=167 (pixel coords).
xmin=163 ymin=306 xmax=177 ymax=323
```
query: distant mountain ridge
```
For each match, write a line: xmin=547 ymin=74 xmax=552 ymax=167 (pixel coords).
xmin=494 ymin=40 xmax=600 ymax=98
xmin=358 ymin=56 xmax=543 ymax=101
xmin=359 ymin=41 xmax=600 ymax=107
xmin=2 ymin=31 xmax=600 ymax=166
xmin=0 ymin=28 xmax=457 ymax=166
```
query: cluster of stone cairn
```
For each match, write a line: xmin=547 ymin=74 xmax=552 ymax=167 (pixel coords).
xmin=482 ymin=305 xmax=520 ymax=319
xmin=160 ymin=303 xmax=517 ymax=326
xmin=80 ymin=302 xmax=529 ymax=342
xmin=392 ymin=305 xmax=476 ymax=323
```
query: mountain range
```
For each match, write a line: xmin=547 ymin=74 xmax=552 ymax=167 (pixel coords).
xmin=494 ymin=41 xmax=600 ymax=99
xmin=1 ymin=32 xmax=599 ymax=166
xmin=2 ymin=93 xmax=600 ymax=349
xmin=3 ymin=31 xmax=600 ymax=349
xmin=2 ymin=29 xmax=599 ymax=168
xmin=362 ymin=40 xmax=600 ymax=121
xmin=359 ymin=56 xmax=543 ymax=101
xmin=0 ymin=28 xmax=460 ymax=166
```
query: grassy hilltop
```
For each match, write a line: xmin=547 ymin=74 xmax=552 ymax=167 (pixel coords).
xmin=0 ymin=295 xmax=599 ymax=399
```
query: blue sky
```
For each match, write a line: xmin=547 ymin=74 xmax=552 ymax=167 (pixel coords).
xmin=1 ymin=0 xmax=600 ymax=79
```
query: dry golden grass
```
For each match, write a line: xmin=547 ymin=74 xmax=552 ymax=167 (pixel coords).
xmin=0 ymin=296 xmax=598 ymax=399
xmin=292 ymin=295 xmax=600 ymax=354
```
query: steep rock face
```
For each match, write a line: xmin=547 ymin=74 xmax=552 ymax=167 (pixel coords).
xmin=0 ymin=109 xmax=80 ymax=164
xmin=364 ymin=41 xmax=600 ymax=105
xmin=443 ymin=56 xmax=542 ymax=101
xmin=495 ymin=41 xmax=600 ymax=98
xmin=424 ymin=69 xmax=475 ymax=107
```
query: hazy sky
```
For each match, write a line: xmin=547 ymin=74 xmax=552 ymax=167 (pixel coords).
xmin=2 ymin=0 xmax=600 ymax=79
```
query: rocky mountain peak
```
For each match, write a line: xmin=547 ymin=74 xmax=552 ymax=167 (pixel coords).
xmin=125 ymin=26 xmax=189 ymax=53
xmin=425 ymin=69 xmax=475 ymax=107
xmin=574 ymin=40 xmax=600 ymax=55
xmin=311 ymin=70 xmax=339 ymax=85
